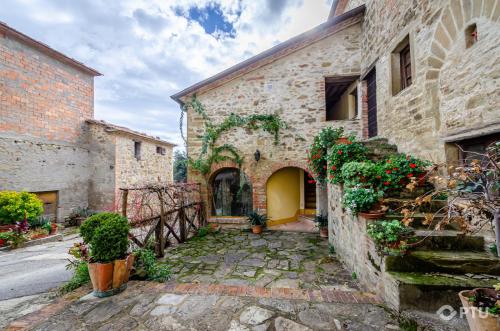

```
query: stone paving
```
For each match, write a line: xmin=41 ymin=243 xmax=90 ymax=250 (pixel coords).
xmin=15 ymin=281 xmax=399 ymax=331
xmin=162 ymin=229 xmax=358 ymax=291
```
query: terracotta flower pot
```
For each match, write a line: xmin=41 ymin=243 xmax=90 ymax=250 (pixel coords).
xmin=89 ymin=254 xmax=134 ymax=297
xmin=358 ymin=210 xmax=386 ymax=219
xmin=459 ymin=289 xmax=500 ymax=331
xmin=50 ymin=223 xmax=57 ymax=235
xmin=319 ymin=227 xmax=328 ymax=238
xmin=252 ymin=225 xmax=263 ymax=234
xmin=336 ymin=137 xmax=352 ymax=145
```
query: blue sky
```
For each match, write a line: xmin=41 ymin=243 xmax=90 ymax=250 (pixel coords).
xmin=0 ymin=0 xmax=332 ymax=149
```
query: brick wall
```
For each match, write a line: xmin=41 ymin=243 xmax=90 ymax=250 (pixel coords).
xmin=0 ymin=33 xmax=94 ymax=143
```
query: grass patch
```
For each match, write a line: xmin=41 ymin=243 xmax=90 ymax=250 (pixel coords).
xmin=60 ymin=261 xmax=90 ymax=294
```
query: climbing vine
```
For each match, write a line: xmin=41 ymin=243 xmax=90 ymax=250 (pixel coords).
xmin=180 ymin=96 xmax=287 ymax=175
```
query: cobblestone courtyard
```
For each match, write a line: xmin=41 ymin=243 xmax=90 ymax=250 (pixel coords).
xmin=162 ymin=229 xmax=358 ymax=291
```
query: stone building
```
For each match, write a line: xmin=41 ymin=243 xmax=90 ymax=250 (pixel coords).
xmin=0 ymin=22 xmax=174 ymax=221
xmin=172 ymin=0 xmax=499 ymax=226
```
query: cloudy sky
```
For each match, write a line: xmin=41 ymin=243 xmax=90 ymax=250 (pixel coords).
xmin=1 ymin=0 xmax=333 ymax=149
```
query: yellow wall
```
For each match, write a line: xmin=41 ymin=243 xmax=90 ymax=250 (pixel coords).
xmin=266 ymin=167 xmax=301 ymax=221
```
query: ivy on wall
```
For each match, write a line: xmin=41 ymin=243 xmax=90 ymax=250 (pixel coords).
xmin=181 ymin=95 xmax=288 ymax=175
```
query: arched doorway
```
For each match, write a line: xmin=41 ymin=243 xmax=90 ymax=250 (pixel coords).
xmin=266 ymin=167 xmax=316 ymax=226
xmin=211 ymin=168 xmax=252 ymax=216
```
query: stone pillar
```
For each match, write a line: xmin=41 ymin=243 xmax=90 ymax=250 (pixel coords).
xmin=316 ymin=182 xmax=328 ymax=217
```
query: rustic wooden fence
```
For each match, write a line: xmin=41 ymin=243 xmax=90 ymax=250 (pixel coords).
xmin=118 ymin=183 xmax=206 ymax=257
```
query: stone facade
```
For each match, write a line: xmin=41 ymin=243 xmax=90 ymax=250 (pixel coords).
xmin=0 ymin=23 xmax=174 ymax=221
xmin=182 ymin=21 xmax=363 ymax=218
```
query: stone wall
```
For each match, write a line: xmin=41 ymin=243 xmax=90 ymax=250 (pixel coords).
xmin=184 ymin=22 xmax=363 ymax=216
xmin=0 ymin=133 xmax=91 ymax=220
xmin=114 ymin=134 xmax=174 ymax=189
xmin=0 ymin=33 xmax=94 ymax=143
xmin=360 ymin=0 xmax=500 ymax=162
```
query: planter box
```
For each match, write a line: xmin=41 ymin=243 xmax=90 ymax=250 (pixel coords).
xmin=88 ymin=254 xmax=135 ymax=297
xmin=459 ymin=289 xmax=500 ymax=331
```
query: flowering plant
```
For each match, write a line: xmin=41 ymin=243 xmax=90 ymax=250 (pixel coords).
xmin=342 ymin=186 xmax=383 ymax=215
xmin=327 ymin=142 xmax=367 ymax=184
xmin=376 ymin=154 xmax=430 ymax=191
xmin=307 ymin=127 xmax=345 ymax=184
xmin=367 ymin=220 xmax=415 ymax=255
xmin=340 ymin=161 xmax=380 ymax=188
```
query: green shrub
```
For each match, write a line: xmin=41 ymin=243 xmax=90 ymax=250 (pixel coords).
xmin=342 ymin=186 xmax=383 ymax=215
xmin=0 ymin=191 xmax=43 ymax=225
xmin=327 ymin=142 xmax=367 ymax=184
xmin=377 ymin=154 xmax=430 ymax=191
xmin=28 ymin=215 xmax=51 ymax=229
xmin=0 ymin=231 xmax=14 ymax=241
xmin=307 ymin=127 xmax=345 ymax=183
xmin=60 ymin=261 xmax=90 ymax=293
xmin=133 ymin=248 xmax=171 ymax=282
xmin=340 ymin=161 xmax=379 ymax=188
xmin=367 ymin=220 xmax=414 ymax=254
xmin=80 ymin=212 xmax=130 ymax=263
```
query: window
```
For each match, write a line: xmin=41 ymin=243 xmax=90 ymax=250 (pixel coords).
xmin=134 ymin=141 xmax=141 ymax=160
xmin=325 ymin=76 xmax=359 ymax=121
xmin=465 ymin=23 xmax=478 ymax=48
xmin=457 ymin=133 xmax=499 ymax=167
xmin=391 ymin=35 xmax=413 ymax=95
xmin=211 ymin=168 xmax=252 ymax=216
xmin=156 ymin=146 xmax=166 ymax=155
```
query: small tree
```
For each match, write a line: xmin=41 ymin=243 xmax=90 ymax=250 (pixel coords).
xmin=402 ymin=142 xmax=500 ymax=255
xmin=173 ymin=150 xmax=187 ymax=183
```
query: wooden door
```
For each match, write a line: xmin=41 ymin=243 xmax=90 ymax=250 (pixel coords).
xmin=366 ymin=68 xmax=378 ymax=138
xmin=34 ymin=191 xmax=58 ymax=221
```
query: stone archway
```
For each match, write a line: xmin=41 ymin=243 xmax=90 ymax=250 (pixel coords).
xmin=425 ymin=0 xmax=500 ymax=137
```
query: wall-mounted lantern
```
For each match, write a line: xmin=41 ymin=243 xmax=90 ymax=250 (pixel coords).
xmin=254 ymin=149 xmax=261 ymax=162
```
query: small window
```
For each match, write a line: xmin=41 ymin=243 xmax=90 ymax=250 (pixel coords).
xmin=325 ymin=76 xmax=359 ymax=121
xmin=391 ymin=35 xmax=413 ymax=95
xmin=465 ymin=23 xmax=478 ymax=48
xmin=134 ymin=141 xmax=141 ymax=160
xmin=156 ymin=146 xmax=166 ymax=155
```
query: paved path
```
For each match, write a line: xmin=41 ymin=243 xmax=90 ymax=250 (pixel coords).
xmin=0 ymin=235 xmax=79 ymax=300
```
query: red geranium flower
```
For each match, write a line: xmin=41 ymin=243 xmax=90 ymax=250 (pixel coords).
xmin=409 ymin=163 xmax=416 ymax=168
xmin=331 ymin=165 xmax=337 ymax=170
xmin=385 ymin=170 xmax=392 ymax=174
xmin=383 ymin=181 xmax=390 ymax=186
xmin=376 ymin=176 xmax=382 ymax=179
xmin=407 ymin=173 xmax=414 ymax=178
xmin=337 ymin=150 xmax=343 ymax=155
xmin=387 ymin=159 xmax=391 ymax=163
xmin=393 ymin=168 xmax=399 ymax=171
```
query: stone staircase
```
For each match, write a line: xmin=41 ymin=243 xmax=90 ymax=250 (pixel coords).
xmin=362 ymin=138 xmax=500 ymax=312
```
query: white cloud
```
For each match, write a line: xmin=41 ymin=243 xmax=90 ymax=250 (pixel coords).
xmin=0 ymin=0 xmax=333 ymax=151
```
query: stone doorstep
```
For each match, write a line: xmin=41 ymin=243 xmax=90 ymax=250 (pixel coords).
xmin=0 ymin=233 xmax=63 ymax=252
xmin=4 ymin=282 xmax=381 ymax=331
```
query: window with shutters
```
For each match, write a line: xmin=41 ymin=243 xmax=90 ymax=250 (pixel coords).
xmin=391 ymin=35 xmax=413 ymax=95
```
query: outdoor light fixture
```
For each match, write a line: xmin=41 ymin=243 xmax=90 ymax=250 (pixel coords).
xmin=254 ymin=149 xmax=261 ymax=162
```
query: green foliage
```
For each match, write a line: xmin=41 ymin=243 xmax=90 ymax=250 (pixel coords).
xmin=342 ymin=186 xmax=383 ymax=215
xmin=247 ymin=211 xmax=267 ymax=226
xmin=377 ymin=154 xmax=430 ymax=191
xmin=184 ymin=96 xmax=287 ymax=176
xmin=351 ymin=272 xmax=357 ymax=280
xmin=327 ymin=142 xmax=367 ymax=184
xmin=367 ymin=220 xmax=414 ymax=254
xmin=490 ymin=243 xmax=498 ymax=257
xmin=133 ymin=248 xmax=172 ymax=282
xmin=173 ymin=150 xmax=188 ymax=182
xmin=0 ymin=191 xmax=44 ymax=225
xmin=0 ymin=231 xmax=14 ymax=241
xmin=60 ymin=261 xmax=90 ymax=293
xmin=9 ymin=231 xmax=27 ymax=248
xmin=306 ymin=127 xmax=345 ymax=183
xmin=80 ymin=212 xmax=130 ymax=263
xmin=28 ymin=215 xmax=51 ymax=229
xmin=340 ymin=161 xmax=379 ymax=188
xmin=314 ymin=214 xmax=328 ymax=227
xmin=328 ymin=244 xmax=335 ymax=255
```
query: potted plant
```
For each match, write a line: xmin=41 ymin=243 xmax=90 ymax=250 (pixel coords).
xmin=247 ymin=211 xmax=267 ymax=234
xmin=0 ymin=191 xmax=44 ymax=231
xmin=80 ymin=212 xmax=133 ymax=297
xmin=49 ymin=222 xmax=58 ymax=235
xmin=314 ymin=214 xmax=329 ymax=238
xmin=367 ymin=220 xmax=415 ymax=256
xmin=327 ymin=142 xmax=367 ymax=184
xmin=459 ymin=285 xmax=500 ymax=331
xmin=342 ymin=186 xmax=386 ymax=219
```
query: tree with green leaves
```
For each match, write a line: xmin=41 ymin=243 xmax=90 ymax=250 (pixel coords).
xmin=173 ymin=150 xmax=187 ymax=182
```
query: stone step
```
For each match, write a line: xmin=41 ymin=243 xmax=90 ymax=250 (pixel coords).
xmin=385 ymin=250 xmax=500 ymax=275
xmin=384 ymin=213 xmax=455 ymax=230
xmin=384 ymin=198 xmax=447 ymax=213
xmin=208 ymin=217 xmax=250 ymax=230
xmin=414 ymin=230 xmax=484 ymax=251
xmin=361 ymin=138 xmax=398 ymax=162
xmin=387 ymin=271 xmax=499 ymax=312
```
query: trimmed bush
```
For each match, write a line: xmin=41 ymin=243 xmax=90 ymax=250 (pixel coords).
xmin=0 ymin=191 xmax=44 ymax=225
xmin=80 ymin=212 xmax=130 ymax=263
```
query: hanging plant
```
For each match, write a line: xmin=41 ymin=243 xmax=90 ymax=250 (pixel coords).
xmin=306 ymin=127 xmax=345 ymax=184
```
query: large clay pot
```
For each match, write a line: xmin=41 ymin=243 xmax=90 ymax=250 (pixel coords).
xmin=252 ymin=225 xmax=263 ymax=234
xmin=89 ymin=254 xmax=134 ymax=297
xmin=358 ymin=210 xmax=386 ymax=219
xmin=319 ymin=227 xmax=328 ymax=238
xmin=459 ymin=289 xmax=500 ymax=331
